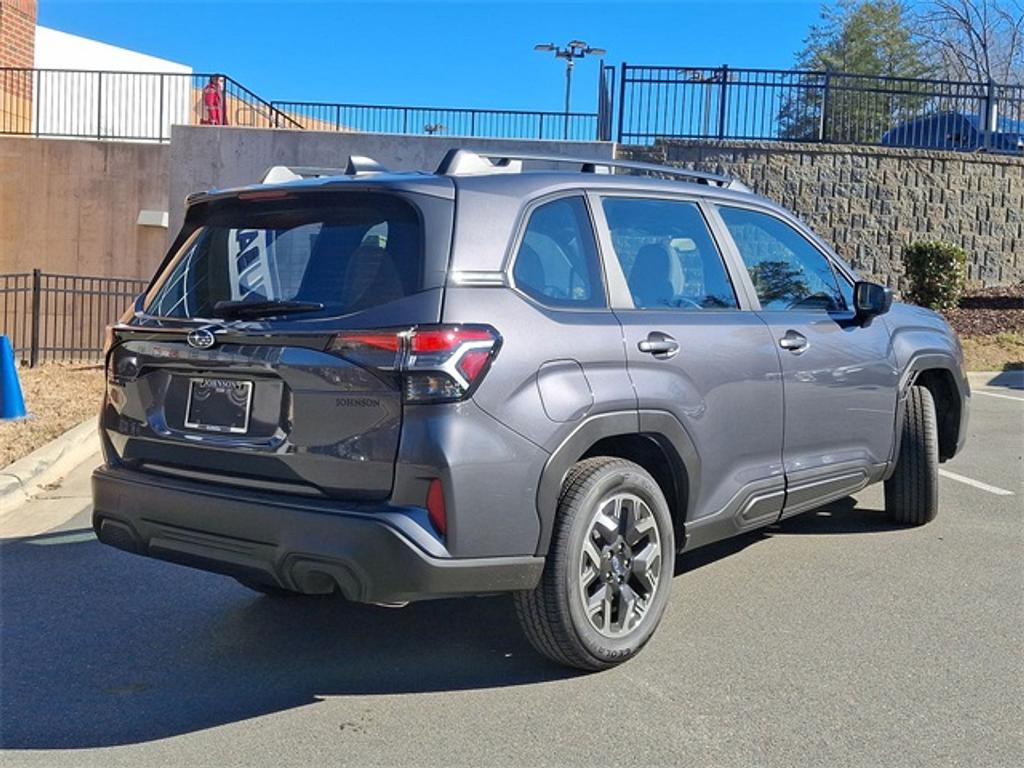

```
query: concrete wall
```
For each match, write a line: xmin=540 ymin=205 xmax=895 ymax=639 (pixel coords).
xmin=168 ymin=126 xmax=616 ymax=236
xmin=0 ymin=136 xmax=168 ymax=277
xmin=5 ymin=128 xmax=1019 ymax=291
xmin=620 ymin=140 xmax=1024 ymax=288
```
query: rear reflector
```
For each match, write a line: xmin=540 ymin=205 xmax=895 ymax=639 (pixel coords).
xmin=426 ymin=478 xmax=446 ymax=536
xmin=327 ymin=325 xmax=501 ymax=403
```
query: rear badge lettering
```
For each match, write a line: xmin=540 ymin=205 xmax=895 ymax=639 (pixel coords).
xmin=336 ymin=397 xmax=380 ymax=408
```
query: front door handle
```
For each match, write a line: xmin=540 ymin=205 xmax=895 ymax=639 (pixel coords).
xmin=638 ymin=332 xmax=679 ymax=359
xmin=779 ymin=330 xmax=809 ymax=353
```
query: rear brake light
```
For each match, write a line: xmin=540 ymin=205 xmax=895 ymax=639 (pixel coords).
xmin=326 ymin=325 xmax=501 ymax=403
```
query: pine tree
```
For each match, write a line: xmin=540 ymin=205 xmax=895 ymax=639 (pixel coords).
xmin=780 ymin=1 xmax=934 ymax=142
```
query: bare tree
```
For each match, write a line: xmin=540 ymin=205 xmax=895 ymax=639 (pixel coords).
xmin=919 ymin=0 xmax=1024 ymax=83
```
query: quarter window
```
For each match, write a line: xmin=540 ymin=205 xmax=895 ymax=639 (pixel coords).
xmin=600 ymin=197 xmax=738 ymax=310
xmin=512 ymin=196 xmax=604 ymax=308
xmin=718 ymin=207 xmax=846 ymax=311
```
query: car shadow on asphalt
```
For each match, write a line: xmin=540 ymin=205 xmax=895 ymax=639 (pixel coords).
xmin=0 ymin=531 xmax=578 ymax=749
xmin=674 ymin=495 xmax=900 ymax=577
xmin=769 ymin=496 xmax=903 ymax=536
xmin=0 ymin=495 xmax=898 ymax=750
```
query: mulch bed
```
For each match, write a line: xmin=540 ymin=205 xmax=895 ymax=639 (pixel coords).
xmin=942 ymin=284 xmax=1024 ymax=337
xmin=0 ymin=364 xmax=105 ymax=469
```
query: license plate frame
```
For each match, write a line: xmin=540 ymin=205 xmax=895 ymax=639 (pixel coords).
xmin=184 ymin=378 xmax=254 ymax=435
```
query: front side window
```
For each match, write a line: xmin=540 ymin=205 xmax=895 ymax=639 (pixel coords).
xmin=512 ymin=196 xmax=605 ymax=308
xmin=718 ymin=206 xmax=846 ymax=311
xmin=601 ymin=197 xmax=738 ymax=310
xmin=146 ymin=193 xmax=422 ymax=318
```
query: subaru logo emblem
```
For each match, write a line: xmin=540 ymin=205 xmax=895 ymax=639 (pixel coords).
xmin=187 ymin=328 xmax=216 ymax=349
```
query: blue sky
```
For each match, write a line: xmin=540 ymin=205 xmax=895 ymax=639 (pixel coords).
xmin=39 ymin=1 xmax=823 ymax=112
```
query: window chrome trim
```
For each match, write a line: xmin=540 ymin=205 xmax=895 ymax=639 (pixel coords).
xmin=448 ymin=270 xmax=507 ymax=287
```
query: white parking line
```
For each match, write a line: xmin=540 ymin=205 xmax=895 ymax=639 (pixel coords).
xmin=939 ymin=469 xmax=1016 ymax=496
xmin=973 ymin=390 xmax=1024 ymax=403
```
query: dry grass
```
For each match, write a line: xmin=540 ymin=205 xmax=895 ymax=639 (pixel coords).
xmin=0 ymin=363 xmax=105 ymax=469
xmin=960 ymin=333 xmax=1024 ymax=372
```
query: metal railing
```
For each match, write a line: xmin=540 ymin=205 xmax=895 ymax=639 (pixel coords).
xmin=269 ymin=99 xmax=600 ymax=141
xmin=6 ymin=64 xmax=1019 ymax=152
xmin=616 ymin=64 xmax=1024 ymax=152
xmin=0 ymin=69 xmax=301 ymax=142
xmin=1 ymin=270 xmax=146 ymax=366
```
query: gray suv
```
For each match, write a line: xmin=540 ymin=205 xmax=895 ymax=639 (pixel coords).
xmin=93 ymin=150 xmax=969 ymax=670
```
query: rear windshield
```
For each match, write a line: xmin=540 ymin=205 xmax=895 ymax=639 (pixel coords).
xmin=146 ymin=193 xmax=423 ymax=318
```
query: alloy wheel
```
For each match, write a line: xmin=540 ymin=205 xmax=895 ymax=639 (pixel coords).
xmin=578 ymin=492 xmax=663 ymax=638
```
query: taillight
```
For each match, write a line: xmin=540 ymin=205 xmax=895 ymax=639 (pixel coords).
xmin=326 ymin=324 xmax=501 ymax=403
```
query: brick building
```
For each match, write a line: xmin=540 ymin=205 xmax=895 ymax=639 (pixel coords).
xmin=0 ymin=0 xmax=37 ymax=132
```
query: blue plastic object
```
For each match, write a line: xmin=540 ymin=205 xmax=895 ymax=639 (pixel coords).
xmin=0 ymin=335 xmax=27 ymax=419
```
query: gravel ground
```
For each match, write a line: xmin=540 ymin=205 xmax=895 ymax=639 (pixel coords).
xmin=0 ymin=364 xmax=104 ymax=469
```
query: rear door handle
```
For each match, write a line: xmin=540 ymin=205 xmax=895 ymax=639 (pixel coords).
xmin=638 ymin=332 xmax=679 ymax=359
xmin=779 ymin=330 xmax=809 ymax=353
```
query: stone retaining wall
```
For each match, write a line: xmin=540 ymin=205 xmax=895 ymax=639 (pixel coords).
xmin=619 ymin=140 xmax=1023 ymax=288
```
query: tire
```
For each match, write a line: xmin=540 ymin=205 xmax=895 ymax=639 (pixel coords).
xmin=514 ymin=457 xmax=675 ymax=671
xmin=884 ymin=385 xmax=939 ymax=525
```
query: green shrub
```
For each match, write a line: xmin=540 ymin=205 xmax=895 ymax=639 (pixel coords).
xmin=902 ymin=241 xmax=968 ymax=311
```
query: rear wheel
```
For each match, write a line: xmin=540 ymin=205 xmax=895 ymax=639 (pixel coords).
xmin=514 ymin=457 xmax=675 ymax=671
xmin=884 ymin=385 xmax=939 ymax=525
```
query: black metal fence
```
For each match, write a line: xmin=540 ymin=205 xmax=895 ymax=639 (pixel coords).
xmin=269 ymin=100 xmax=601 ymax=141
xmin=4 ymin=64 xmax=1021 ymax=151
xmin=0 ymin=270 xmax=146 ymax=366
xmin=616 ymin=64 xmax=1024 ymax=153
xmin=0 ymin=69 xmax=301 ymax=142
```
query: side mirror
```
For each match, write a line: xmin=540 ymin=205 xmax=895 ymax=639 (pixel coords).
xmin=853 ymin=281 xmax=893 ymax=321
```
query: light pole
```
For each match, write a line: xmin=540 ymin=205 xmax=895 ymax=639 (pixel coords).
xmin=534 ymin=40 xmax=606 ymax=139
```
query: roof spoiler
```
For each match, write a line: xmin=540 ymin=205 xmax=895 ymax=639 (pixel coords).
xmin=261 ymin=155 xmax=390 ymax=184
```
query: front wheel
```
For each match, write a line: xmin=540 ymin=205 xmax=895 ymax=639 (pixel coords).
xmin=884 ymin=385 xmax=939 ymax=525
xmin=514 ymin=457 xmax=675 ymax=671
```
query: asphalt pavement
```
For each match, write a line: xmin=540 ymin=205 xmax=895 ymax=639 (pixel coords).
xmin=0 ymin=378 xmax=1021 ymax=767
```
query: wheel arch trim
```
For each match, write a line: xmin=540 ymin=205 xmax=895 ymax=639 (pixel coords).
xmin=534 ymin=410 xmax=701 ymax=556
xmin=887 ymin=352 xmax=969 ymax=476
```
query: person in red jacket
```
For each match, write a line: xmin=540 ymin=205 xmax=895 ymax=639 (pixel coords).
xmin=200 ymin=76 xmax=227 ymax=125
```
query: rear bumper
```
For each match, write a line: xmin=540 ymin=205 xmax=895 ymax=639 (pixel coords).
xmin=91 ymin=466 xmax=544 ymax=603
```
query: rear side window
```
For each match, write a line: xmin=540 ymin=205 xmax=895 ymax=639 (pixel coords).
xmin=512 ymin=196 xmax=605 ymax=308
xmin=601 ymin=197 xmax=738 ymax=310
xmin=146 ymin=193 xmax=422 ymax=318
xmin=718 ymin=206 xmax=846 ymax=312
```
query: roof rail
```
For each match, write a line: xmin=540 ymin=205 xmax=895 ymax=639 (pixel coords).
xmin=435 ymin=149 xmax=749 ymax=191
xmin=434 ymin=149 xmax=753 ymax=191
xmin=261 ymin=155 xmax=390 ymax=184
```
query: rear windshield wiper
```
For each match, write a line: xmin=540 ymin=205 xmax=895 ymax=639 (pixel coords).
xmin=211 ymin=299 xmax=325 ymax=319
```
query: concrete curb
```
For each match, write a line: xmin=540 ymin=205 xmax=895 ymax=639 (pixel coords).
xmin=967 ymin=370 xmax=1024 ymax=390
xmin=0 ymin=418 xmax=98 ymax=514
